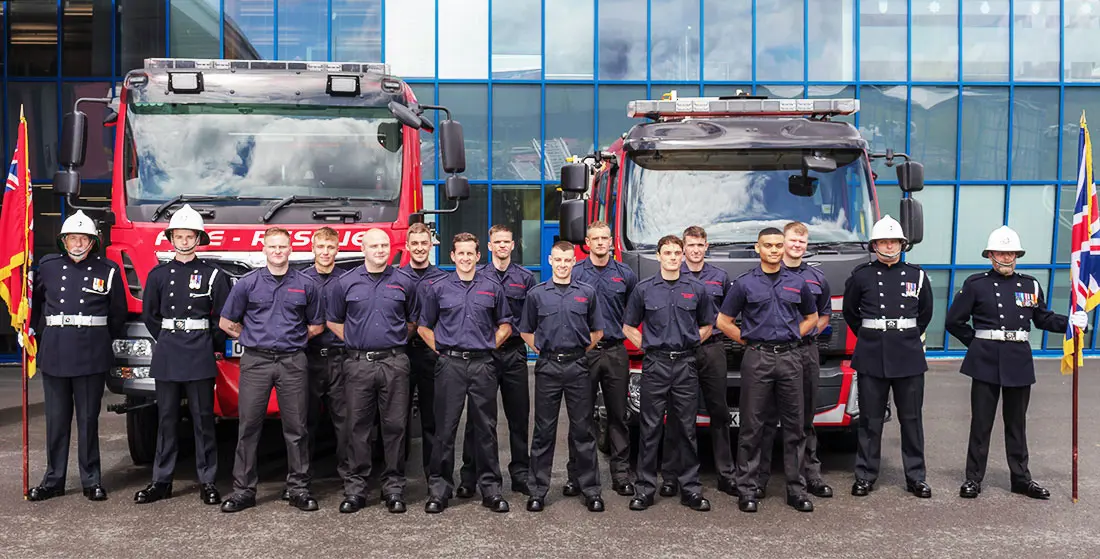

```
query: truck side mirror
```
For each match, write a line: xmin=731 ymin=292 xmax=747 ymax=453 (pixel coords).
xmin=560 ymin=163 xmax=588 ymax=193
xmin=900 ymin=198 xmax=924 ymax=248
xmin=53 ymin=168 xmax=81 ymax=197
xmin=559 ymin=199 xmax=587 ymax=244
xmin=439 ymin=120 xmax=466 ymax=174
xmin=444 ymin=175 xmax=470 ymax=201
xmin=897 ymin=161 xmax=924 ymax=193
xmin=60 ymin=110 xmax=89 ymax=168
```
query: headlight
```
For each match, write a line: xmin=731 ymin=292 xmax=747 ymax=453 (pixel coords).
xmin=111 ymin=366 xmax=151 ymax=379
xmin=627 ymin=371 xmax=642 ymax=414
xmin=112 ymin=338 xmax=154 ymax=357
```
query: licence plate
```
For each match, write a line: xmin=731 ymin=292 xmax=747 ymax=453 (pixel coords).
xmin=730 ymin=411 xmax=740 ymax=427
xmin=225 ymin=339 xmax=244 ymax=357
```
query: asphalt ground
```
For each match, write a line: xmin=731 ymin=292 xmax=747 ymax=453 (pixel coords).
xmin=2 ymin=359 xmax=1100 ymax=558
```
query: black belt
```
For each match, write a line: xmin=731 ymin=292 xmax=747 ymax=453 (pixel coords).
xmin=746 ymin=340 xmax=799 ymax=354
xmin=442 ymin=349 xmax=493 ymax=360
xmin=348 ymin=347 xmax=406 ymax=362
xmin=593 ymin=339 xmax=623 ymax=350
xmin=648 ymin=348 xmax=696 ymax=361
xmin=246 ymin=347 xmax=302 ymax=358
xmin=539 ymin=349 xmax=586 ymax=363
xmin=306 ymin=346 xmax=346 ymax=357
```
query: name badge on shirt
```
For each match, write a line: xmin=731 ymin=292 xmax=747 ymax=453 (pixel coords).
xmin=1015 ymin=292 xmax=1037 ymax=307
xmin=189 ymin=272 xmax=203 ymax=290
xmin=902 ymin=282 xmax=919 ymax=298
xmin=92 ymin=278 xmax=105 ymax=292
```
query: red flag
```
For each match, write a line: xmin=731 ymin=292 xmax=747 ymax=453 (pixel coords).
xmin=0 ymin=106 xmax=37 ymax=377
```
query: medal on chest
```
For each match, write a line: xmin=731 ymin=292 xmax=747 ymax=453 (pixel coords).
xmin=902 ymin=282 xmax=918 ymax=298
xmin=1015 ymin=292 xmax=1036 ymax=307
xmin=92 ymin=278 xmax=105 ymax=292
xmin=189 ymin=272 xmax=203 ymax=290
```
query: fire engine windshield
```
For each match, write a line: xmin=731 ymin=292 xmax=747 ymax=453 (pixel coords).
xmin=123 ymin=102 xmax=404 ymax=204
xmin=623 ymin=149 xmax=874 ymax=248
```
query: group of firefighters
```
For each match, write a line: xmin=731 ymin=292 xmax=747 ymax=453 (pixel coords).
xmin=24 ymin=205 xmax=1086 ymax=514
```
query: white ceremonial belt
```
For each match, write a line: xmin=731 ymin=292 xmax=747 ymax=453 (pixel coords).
xmin=46 ymin=314 xmax=108 ymax=327
xmin=161 ymin=318 xmax=211 ymax=331
xmin=861 ymin=318 xmax=918 ymax=331
xmin=974 ymin=329 xmax=1030 ymax=342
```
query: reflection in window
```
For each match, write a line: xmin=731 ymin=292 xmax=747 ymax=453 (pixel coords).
xmin=911 ymin=0 xmax=958 ymax=81
xmin=493 ymin=86 xmax=542 ymax=181
xmin=492 ymin=186 xmax=543 ymax=266
xmin=859 ymin=0 xmax=907 ymax=81
xmin=959 ymin=88 xmax=1008 ymax=181
xmin=599 ymin=0 xmax=647 ymax=80
xmin=650 ymin=0 xmax=699 ymax=81
xmin=546 ymin=86 xmax=595 ymax=180
xmin=546 ymin=0 xmax=593 ymax=79
xmin=1065 ymin=0 xmax=1100 ymax=81
xmin=703 ymin=0 xmax=751 ymax=81
xmin=907 ymin=185 xmax=953 ymax=264
xmin=7 ymin=84 xmax=59 ymax=179
xmin=385 ymin=0 xmax=434 ymax=77
xmin=8 ymin=0 xmax=58 ymax=76
xmin=598 ymin=85 xmax=646 ymax=148
xmin=755 ymin=0 xmax=803 ymax=81
xmin=956 ymin=185 xmax=1004 ymax=265
xmin=278 ymin=0 xmax=328 ymax=61
xmin=225 ymin=0 xmax=274 ymax=60
xmin=1012 ymin=87 xmax=1060 ymax=181
xmin=439 ymin=84 xmax=488 ymax=180
xmin=170 ymin=0 xmax=220 ymax=59
xmin=807 ymin=0 xmax=855 ymax=81
xmin=758 ymin=85 xmax=803 ymax=99
xmin=1007 ymin=185 xmax=1055 ymax=265
xmin=962 ymin=0 xmax=1008 ymax=81
xmin=334 ymin=0 xmax=382 ymax=62
xmin=1061 ymin=88 xmax=1100 ymax=181
xmin=63 ymin=0 xmax=113 ymax=76
xmin=120 ymin=0 xmax=167 ymax=73
xmin=493 ymin=0 xmax=541 ymax=79
xmin=910 ymin=86 xmax=958 ymax=182
xmin=858 ymin=85 xmax=908 ymax=178
xmin=925 ymin=270 xmax=949 ymax=350
xmin=439 ymin=0 xmax=488 ymax=79
xmin=1014 ymin=0 xmax=1059 ymax=80
xmin=64 ymin=83 xmax=114 ymax=181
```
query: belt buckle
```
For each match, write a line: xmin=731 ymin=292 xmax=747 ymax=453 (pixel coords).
xmin=174 ymin=319 xmax=186 ymax=330
xmin=669 ymin=350 xmax=685 ymax=360
xmin=62 ymin=315 xmax=74 ymax=326
xmin=1004 ymin=331 xmax=1017 ymax=341
xmin=460 ymin=351 xmax=472 ymax=360
xmin=885 ymin=319 xmax=898 ymax=331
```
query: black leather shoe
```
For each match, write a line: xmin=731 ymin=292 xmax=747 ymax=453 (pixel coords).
xmin=586 ymin=495 xmax=605 ymax=513
xmin=526 ymin=497 xmax=544 ymax=512
xmin=385 ymin=494 xmax=407 ymax=514
xmin=83 ymin=485 xmax=108 ymax=501
xmin=511 ymin=478 xmax=531 ymax=496
xmin=851 ymin=479 xmax=874 ymax=497
xmin=280 ymin=488 xmax=290 ymax=501
xmin=424 ymin=498 xmax=446 ymax=514
xmin=340 ymin=496 xmax=366 ymax=513
xmin=680 ymin=492 xmax=711 ymax=512
xmin=628 ymin=496 xmax=653 ymax=511
xmin=738 ymin=498 xmax=759 ymax=513
xmin=906 ymin=480 xmax=932 ymax=499
xmin=1011 ymin=480 xmax=1050 ymax=500
xmin=482 ymin=495 xmax=510 ymax=513
xmin=787 ymin=495 xmax=814 ymax=512
xmin=807 ymin=480 xmax=834 ymax=498
xmin=659 ymin=481 xmax=678 ymax=498
xmin=717 ymin=478 xmax=738 ymax=497
xmin=612 ymin=481 xmax=635 ymax=496
xmin=220 ymin=495 xmax=256 ymax=513
xmin=27 ymin=485 xmax=64 ymax=501
xmin=561 ymin=480 xmax=581 ymax=497
xmin=754 ymin=486 xmax=766 ymax=500
xmin=201 ymin=484 xmax=220 ymax=505
xmin=959 ymin=480 xmax=982 ymax=499
xmin=134 ymin=482 xmax=172 ymax=504
xmin=289 ymin=493 xmax=320 ymax=512
xmin=455 ymin=486 xmax=476 ymax=499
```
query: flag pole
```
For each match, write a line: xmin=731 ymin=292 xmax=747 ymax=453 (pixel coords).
xmin=1073 ymin=328 xmax=1079 ymax=503
xmin=21 ymin=333 xmax=28 ymax=499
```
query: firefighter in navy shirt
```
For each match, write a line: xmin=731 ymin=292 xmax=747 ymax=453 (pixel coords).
xmin=842 ymin=216 xmax=934 ymax=499
xmin=946 ymin=226 xmax=1081 ymax=500
xmin=134 ymin=205 xmax=230 ymax=506
xmin=218 ymin=227 xmax=325 ymax=513
xmin=28 ymin=211 xmax=126 ymax=502
xmin=327 ymin=229 xmax=419 ymax=514
xmin=622 ymin=235 xmax=713 ymax=512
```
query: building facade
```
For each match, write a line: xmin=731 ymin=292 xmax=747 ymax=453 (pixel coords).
xmin=0 ymin=0 xmax=1099 ymax=357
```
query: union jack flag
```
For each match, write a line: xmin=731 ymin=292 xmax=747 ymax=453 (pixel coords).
xmin=1062 ymin=112 xmax=1100 ymax=374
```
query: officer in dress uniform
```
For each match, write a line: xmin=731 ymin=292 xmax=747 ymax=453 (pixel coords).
xmin=327 ymin=229 xmax=418 ymax=514
xmin=757 ymin=221 xmax=835 ymax=499
xmin=622 ymin=235 xmax=713 ymax=512
xmin=134 ymin=205 xmax=230 ymax=506
xmin=27 ymin=210 xmax=126 ymax=502
xmin=717 ymin=227 xmax=818 ymax=514
xmin=399 ymin=223 xmax=448 ymax=480
xmin=842 ymin=215 xmax=935 ymax=499
xmin=417 ymin=232 xmax=513 ymax=514
xmin=946 ymin=226 xmax=1082 ymax=500
xmin=218 ymin=227 xmax=325 ymax=513
xmin=566 ymin=220 xmax=637 ymax=498
xmin=520 ymin=240 xmax=605 ymax=513
xmin=457 ymin=224 xmax=536 ymax=498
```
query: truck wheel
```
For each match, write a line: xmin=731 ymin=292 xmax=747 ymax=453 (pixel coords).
xmin=126 ymin=404 xmax=158 ymax=466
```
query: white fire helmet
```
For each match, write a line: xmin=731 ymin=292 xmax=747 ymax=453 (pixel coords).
xmin=982 ymin=225 xmax=1025 ymax=258
xmin=56 ymin=210 xmax=100 ymax=252
xmin=868 ymin=214 xmax=907 ymax=252
xmin=165 ymin=204 xmax=211 ymax=246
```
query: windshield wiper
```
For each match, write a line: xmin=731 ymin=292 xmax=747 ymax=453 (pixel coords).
xmin=261 ymin=195 xmax=391 ymax=222
xmin=806 ymin=241 xmax=867 ymax=255
xmin=152 ymin=195 xmax=230 ymax=221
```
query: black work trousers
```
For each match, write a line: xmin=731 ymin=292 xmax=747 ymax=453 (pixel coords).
xmin=407 ymin=340 xmax=439 ymax=477
xmin=528 ymin=354 xmax=601 ymax=499
xmin=854 ymin=373 xmax=926 ymax=484
xmin=567 ymin=342 xmax=632 ymax=484
xmin=735 ymin=346 xmax=807 ymax=500
xmin=661 ymin=340 xmax=734 ymax=486
xmin=635 ymin=352 xmax=701 ymax=500
xmin=305 ymin=352 xmax=348 ymax=481
xmin=343 ymin=351 xmax=410 ymax=499
xmin=965 ymin=379 xmax=1032 ymax=486
xmin=461 ymin=340 xmax=529 ymax=488
xmin=152 ymin=378 xmax=217 ymax=484
xmin=429 ymin=354 xmax=503 ymax=500
xmin=758 ymin=341 xmax=823 ymax=487
xmin=40 ymin=372 xmax=105 ymax=489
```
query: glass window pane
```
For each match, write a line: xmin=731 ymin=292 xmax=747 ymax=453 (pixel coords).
xmin=758 ymin=85 xmax=803 ymax=99
xmin=1007 ymin=185 xmax=1056 ymax=265
xmin=755 ymin=0 xmax=804 ymax=82
xmin=437 ymin=187 xmax=489 ymax=266
xmin=1065 ymin=0 xmax=1100 ymax=81
xmin=925 ymin=269 xmax=950 ymax=350
xmin=809 ymin=85 xmax=856 ymax=125
xmin=910 ymin=86 xmax=958 ymax=182
xmin=492 ymin=0 xmax=541 ymax=79
xmin=599 ymin=0 xmax=647 ymax=80
xmin=1013 ymin=0 xmax=1059 ymax=81
xmin=119 ymin=0 xmax=166 ymax=73
xmin=8 ymin=84 xmax=59 ymax=180
xmin=907 ymin=185 xmax=954 ymax=264
xmin=598 ymin=85 xmax=646 ymax=148
xmin=63 ymin=0 xmax=113 ymax=76
xmin=544 ymin=183 xmax=562 ymax=222
xmin=807 ymin=0 xmax=855 ymax=81
xmin=959 ymin=87 xmax=1008 ymax=181
xmin=169 ymin=0 xmax=220 ymax=59
xmin=384 ymin=0 xmax=434 ymax=77
xmin=492 ymin=186 xmax=543 ymax=266
xmin=956 ymin=185 xmax=1005 ymax=264
xmin=1056 ymin=184 xmax=1075 ymax=263
xmin=702 ymin=84 xmax=751 ymax=97
xmin=1063 ymin=88 xmax=1100 ymax=181
xmin=63 ymin=83 xmax=114 ymax=181
xmin=333 ymin=0 xmax=382 ymax=62
xmin=859 ymin=0 xmax=907 ymax=81
xmin=962 ymin=0 xmax=1009 ymax=81
xmin=410 ymin=84 xmax=436 ymax=181
xmin=493 ymin=85 xmax=542 ymax=181
xmin=277 ymin=0 xmax=328 ymax=61
xmin=546 ymin=85 xmax=595 ymax=180
xmin=876 ymin=185 xmax=903 ymax=222
xmin=650 ymin=0 xmax=700 ymax=81
xmin=9 ymin=0 xmax=58 ymax=76
xmin=858 ymin=85 xmax=908 ymax=178
xmin=1011 ymin=87 xmax=1060 ymax=181
xmin=911 ymin=0 xmax=958 ymax=81
xmin=438 ymin=0 xmax=488 ymax=79
xmin=225 ymin=0 xmax=275 ymax=60
xmin=439 ymin=84 xmax=489 ymax=180
xmin=703 ymin=0 xmax=752 ymax=81
xmin=546 ymin=0 xmax=593 ymax=79
xmin=1049 ymin=269 xmax=1094 ymax=349
xmin=652 ymin=84 xmax=700 ymax=98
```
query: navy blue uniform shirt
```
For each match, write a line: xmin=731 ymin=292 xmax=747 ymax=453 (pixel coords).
xmin=478 ymin=262 xmax=535 ymax=341
xmin=143 ymin=258 xmax=231 ymax=381
xmin=784 ymin=261 xmax=832 ymax=336
xmin=622 ymin=274 xmax=715 ymax=351
xmin=720 ymin=267 xmax=817 ymax=343
xmin=303 ymin=266 xmax=345 ymax=350
xmin=399 ymin=263 xmax=449 ymax=334
xmin=327 ymin=266 xmax=418 ymax=351
xmin=519 ymin=281 xmax=603 ymax=352
xmin=220 ymin=267 xmax=323 ymax=352
xmin=683 ymin=261 xmax=730 ymax=327
xmin=417 ymin=272 xmax=512 ymax=351
xmin=573 ymin=258 xmax=638 ymax=341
